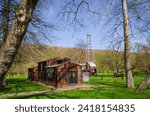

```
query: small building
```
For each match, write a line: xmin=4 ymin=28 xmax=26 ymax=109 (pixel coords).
xmin=28 ymin=57 xmax=82 ymax=87
xmin=80 ymin=63 xmax=87 ymax=71
xmin=80 ymin=63 xmax=90 ymax=82
xmin=28 ymin=67 xmax=38 ymax=81
xmin=80 ymin=62 xmax=97 ymax=76
xmin=86 ymin=62 xmax=97 ymax=75
xmin=45 ymin=62 xmax=82 ymax=87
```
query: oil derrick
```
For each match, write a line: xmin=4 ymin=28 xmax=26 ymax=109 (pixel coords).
xmin=86 ymin=33 xmax=97 ymax=75
xmin=86 ymin=33 xmax=95 ymax=62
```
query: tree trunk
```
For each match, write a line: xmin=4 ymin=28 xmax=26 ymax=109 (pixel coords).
xmin=0 ymin=0 xmax=10 ymax=88
xmin=3 ymin=0 xmax=10 ymax=43
xmin=0 ymin=77 xmax=6 ymax=89
xmin=116 ymin=61 xmax=119 ymax=73
xmin=136 ymin=76 xmax=150 ymax=92
xmin=0 ymin=0 xmax=39 ymax=89
xmin=122 ymin=0 xmax=134 ymax=88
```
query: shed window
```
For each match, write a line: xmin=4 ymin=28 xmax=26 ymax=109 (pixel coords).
xmin=29 ymin=72 xmax=31 ymax=77
xmin=72 ymin=72 xmax=77 ymax=78
xmin=39 ymin=71 xmax=44 ymax=79
xmin=40 ymin=63 xmax=43 ymax=71
xmin=46 ymin=68 xmax=55 ymax=81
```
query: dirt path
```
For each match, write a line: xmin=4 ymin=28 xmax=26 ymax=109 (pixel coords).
xmin=0 ymin=90 xmax=51 ymax=98
xmin=0 ymin=84 xmax=95 ymax=98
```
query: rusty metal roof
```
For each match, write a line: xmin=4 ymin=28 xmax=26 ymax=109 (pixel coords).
xmin=87 ymin=62 xmax=96 ymax=67
xmin=37 ymin=57 xmax=61 ymax=63
xmin=45 ymin=61 xmax=71 ymax=68
xmin=45 ymin=61 xmax=81 ymax=68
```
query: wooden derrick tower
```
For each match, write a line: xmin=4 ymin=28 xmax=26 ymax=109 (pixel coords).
xmin=86 ymin=33 xmax=97 ymax=75
xmin=86 ymin=33 xmax=95 ymax=62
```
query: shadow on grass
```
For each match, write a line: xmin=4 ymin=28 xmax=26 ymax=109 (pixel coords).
xmin=0 ymin=78 xmax=48 ymax=95
xmin=88 ymin=79 xmax=127 ymax=88
xmin=8 ymin=92 xmax=80 ymax=99
xmin=6 ymin=86 xmax=123 ymax=99
xmin=5 ymin=85 xmax=150 ymax=99
xmin=0 ymin=79 xmax=25 ymax=94
xmin=96 ymin=82 xmax=126 ymax=88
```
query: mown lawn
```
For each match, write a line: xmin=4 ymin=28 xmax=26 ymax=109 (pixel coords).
xmin=1 ymin=73 xmax=150 ymax=99
xmin=0 ymin=74 xmax=50 ymax=95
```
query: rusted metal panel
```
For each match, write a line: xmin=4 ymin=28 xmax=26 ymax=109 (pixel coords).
xmin=28 ymin=68 xmax=32 ymax=80
xmin=45 ymin=62 xmax=82 ymax=87
xmin=28 ymin=67 xmax=38 ymax=81
xmin=38 ymin=61 xmax=46 ymax=82
xmin=86 ymin=62 xmax=97 ymax=75
xmin=56 ymin=57 xmax=71 ymax=64
xmin=46 ymin=57 xmax=61 ymax=66
xmin=38 ymin=57 xmax=61 ymax=83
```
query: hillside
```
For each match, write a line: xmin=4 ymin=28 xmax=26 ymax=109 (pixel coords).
xmin=7 ymin=44 xmax=111 ymax=74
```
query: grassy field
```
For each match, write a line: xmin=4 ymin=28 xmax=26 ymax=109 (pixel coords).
xmin=1 ymin=73 xmax=150 ymax=99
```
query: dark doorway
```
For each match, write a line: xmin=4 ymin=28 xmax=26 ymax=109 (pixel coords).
xmin=68 ymin=72 xmax=78 ymax=84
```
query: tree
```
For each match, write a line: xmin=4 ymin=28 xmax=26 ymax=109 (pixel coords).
xmin=136 ymin=41 xmax=150 ymax=92
xmin=135 ymin=44 xmax=150 ymax=74
xmin=108 ymin=37 xmax=124 ymax=73
xmin=0 ymin=0 xmax=39 ymax=88
xmin=136 ymin=76 xmax=150 ymax=92
xmin=60 ymin=0 xmax=136 ymax=88
xmin=122 ymin=0 xmax=134 ymax=88
xmin=2 ymin=0 xmax=10 ymax=42
xmin=74 ymin=38 xmax=87 ymax=64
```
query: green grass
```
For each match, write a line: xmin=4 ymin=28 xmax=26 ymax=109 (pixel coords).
xmin=85 ymin=73 xmax=147 ymax=87
xmin=1 ymin=73 xmax=150 ymax=99
xmin=0 ymin=74 xmax=50 ymax=95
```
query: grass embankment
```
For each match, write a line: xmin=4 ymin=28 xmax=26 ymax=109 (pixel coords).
xmin=1 ymin=73 xmax=150 ymax=99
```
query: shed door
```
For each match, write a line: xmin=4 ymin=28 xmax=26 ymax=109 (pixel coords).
xmin=68 ymin=72 xmax=78 ymax=84
xmin=82 ymin=72 xmax=89 ymax=82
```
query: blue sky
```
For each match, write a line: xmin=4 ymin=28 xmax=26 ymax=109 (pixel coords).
xmin=38 ymin=0 xmax=111 ymax=50
xmin=38 ymin=0 xmax=150 ymax=50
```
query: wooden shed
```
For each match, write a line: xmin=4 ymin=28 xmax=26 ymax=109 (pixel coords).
xmin=28 ymin=67 xmax=38 ymax=81
xmin=45 ymin=62 xmax=82 ymax=87
xmin=28 ymin=57 xmax=82 ymax=87
xmin=38 ymin=57 xmax=61 ymax=82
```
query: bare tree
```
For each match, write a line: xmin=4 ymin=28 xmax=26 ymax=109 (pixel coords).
xmin=136 ymin=76 xmax=150 ymax=92
xmin=0 ymin=0 xmax=39 ymax=88
xmin=2 ymin=0 xmax=10 ymax=42
xmin=74 ymin=38 xmax=87 ymax=64
xmin=122 ymin=0 xmax=134 ymax=88
xmin=0 ymin=0 xmax=55 ymax=89
xmin=136 ymin=41 xmax=150 ymax=92
xmin=110 ymin=38 xmax=124 ymax=74
xmin=59 ymin=0 xmax=136 ymax=88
